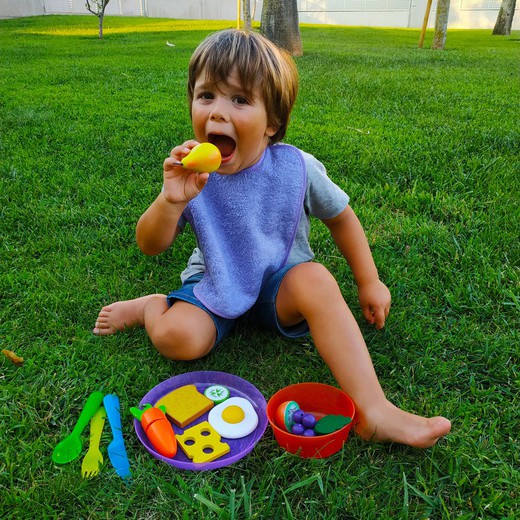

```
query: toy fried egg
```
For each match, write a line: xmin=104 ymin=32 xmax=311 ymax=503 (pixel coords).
xmin=207 ymin=397 xmax=259 ymax=439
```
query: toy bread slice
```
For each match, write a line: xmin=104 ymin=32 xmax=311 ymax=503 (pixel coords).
xmin=155 ymin=384 xmax=214 ymax=428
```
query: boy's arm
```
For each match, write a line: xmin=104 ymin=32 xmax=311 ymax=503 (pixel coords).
xmin=323 ymin=205 xmax=391 ymax=329
xmin=135 ymin=192 xmax=185 ymax=256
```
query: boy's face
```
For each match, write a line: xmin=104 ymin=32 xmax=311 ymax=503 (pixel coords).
xmin=191 ymin=69 xmax=277 ymax=175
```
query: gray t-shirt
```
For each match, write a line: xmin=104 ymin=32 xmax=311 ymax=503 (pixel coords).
xmin=178 ymin=149 xmax=349 ymax=282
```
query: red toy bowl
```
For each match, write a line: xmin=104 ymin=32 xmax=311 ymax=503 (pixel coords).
xmin=267 ymin=383 xmax=356 ymax=458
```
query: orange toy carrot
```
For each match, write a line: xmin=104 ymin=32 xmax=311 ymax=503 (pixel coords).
xmin=131 ymin=404 xmax=177 ymax=458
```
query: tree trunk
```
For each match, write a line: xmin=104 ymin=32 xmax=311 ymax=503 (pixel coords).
xmin=243 ymin=0 xmax=252 ymax=32
xmin=432 ymin=0 xmax=451 ymax=50
xmin=261 ymin=0 xmax=303 ymax=56
xmin=86 ymin=0 xmax=110 ymax=39
xmin=492 ymin=0 xmax=517 ymax=35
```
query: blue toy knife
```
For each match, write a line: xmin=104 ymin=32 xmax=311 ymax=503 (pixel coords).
xmin=103 ymin=394 xmax=132 ymax=480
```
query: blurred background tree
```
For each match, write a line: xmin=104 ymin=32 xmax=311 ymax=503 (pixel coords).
xmin=493 ymin=0 xmax=517 ymax=35
xmin=86 ymin=0 xmax=110 ymax=39
xmin=261 ymin=0 xmax=303 ymax=56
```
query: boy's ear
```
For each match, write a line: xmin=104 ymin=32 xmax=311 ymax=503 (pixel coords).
xmin=266 ymin=124 xmax=278 ymax=138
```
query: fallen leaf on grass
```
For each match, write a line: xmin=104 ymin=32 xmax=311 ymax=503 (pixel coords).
xmin=2 ymin=349 xmax=24 ymax=366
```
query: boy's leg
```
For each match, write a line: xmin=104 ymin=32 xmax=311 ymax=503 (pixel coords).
xmin=275 ymin=262 xmax=451 ymax=448
xmin=93 ymin=294 xmax=217 ymax=361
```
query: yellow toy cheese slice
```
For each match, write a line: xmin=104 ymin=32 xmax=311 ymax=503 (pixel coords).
xmin=177 ymin=421 xmax=230 ymax=464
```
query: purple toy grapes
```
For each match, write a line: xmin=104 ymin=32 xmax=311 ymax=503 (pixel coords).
xmin=302 ymin=413 xmax=317 ymax=429
xmin=288 ymin=408 xmax=319 ymax=436
xmin=291 ymin=423 xmax=305 ymax=435
xmin=292 ymin=409 xmax=305 ymax=423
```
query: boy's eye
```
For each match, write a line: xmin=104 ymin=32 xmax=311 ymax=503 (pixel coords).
xmin=198 ymin=91 xmax=214 ymax=100
xmin=233 ymin=96 xmax=249 ymax=105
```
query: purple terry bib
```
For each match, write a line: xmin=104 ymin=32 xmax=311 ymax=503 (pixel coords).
xmin=183 ymin=144 xmax=307 ymax=318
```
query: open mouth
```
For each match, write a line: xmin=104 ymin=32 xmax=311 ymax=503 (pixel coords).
xmin=208 ymin=134 xmax=236 ymax=160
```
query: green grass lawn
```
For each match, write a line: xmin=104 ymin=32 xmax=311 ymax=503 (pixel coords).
xmin=1 ymin=15 xmax=518 ymax=519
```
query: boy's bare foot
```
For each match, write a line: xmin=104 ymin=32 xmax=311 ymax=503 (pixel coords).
xmin=354 ymin=400 xmax=451 ymax=448
xmin=93 ymin=295 xmax=164 ymax=336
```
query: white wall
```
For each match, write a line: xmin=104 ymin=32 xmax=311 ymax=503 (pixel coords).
xmin=297 ymin=0 xmax=520 ymax=29
xmin=145 ymin=0 xmax=251 ymax=21
xmin=298 ymin=11 xmax=411 ymax=28
xmin=1 ymin=0 xmax=44 ymax=17
xmin=0 ymin=0 xmax=518 ymax=30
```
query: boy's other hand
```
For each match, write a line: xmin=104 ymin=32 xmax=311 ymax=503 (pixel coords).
xmin=358 ymin=280 xmax=391 ymax=329
xmin=163 ymin=140 xmax=210 ymax=203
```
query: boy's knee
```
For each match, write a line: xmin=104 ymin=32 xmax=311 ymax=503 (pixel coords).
xmin=286 ymin=262 xmax=338 ymax=297
xmin=150 ymin=321 xmax=215 ymax=361
xmin=277 ymin=262 xmax=343 ymax=322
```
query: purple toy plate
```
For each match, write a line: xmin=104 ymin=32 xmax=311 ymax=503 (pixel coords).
xmin=134 ymin=371 xmax=268 ymax=470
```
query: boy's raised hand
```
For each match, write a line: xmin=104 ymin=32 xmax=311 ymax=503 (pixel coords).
xmin=162 ymin=140 xmax=210 ymax=204
xmin=358 ymin=279 xmax=391 ymax=329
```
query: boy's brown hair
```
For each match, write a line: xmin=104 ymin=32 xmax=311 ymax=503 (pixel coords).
xmin=188 ymin=29 xmax=299 ymax=144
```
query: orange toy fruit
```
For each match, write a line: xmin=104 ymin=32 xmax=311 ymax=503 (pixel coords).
xmin=275 ymin=400 xmax=300 ymax=432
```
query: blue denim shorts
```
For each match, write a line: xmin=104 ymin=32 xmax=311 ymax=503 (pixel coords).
xmin=166 ymin=263 xmax=310 ymax=348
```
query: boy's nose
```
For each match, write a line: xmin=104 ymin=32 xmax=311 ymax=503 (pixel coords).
xmin=209 ymin=99 xmax=228 ymax=122
xmin=210 ymin=110 xmax=226 ymax=122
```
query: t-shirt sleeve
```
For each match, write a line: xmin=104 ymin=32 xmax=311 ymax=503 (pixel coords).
xmin=177 ymin=213 xmax=187 ymax=231
xmin=302 ymin=151 xmax=349 ymax=220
